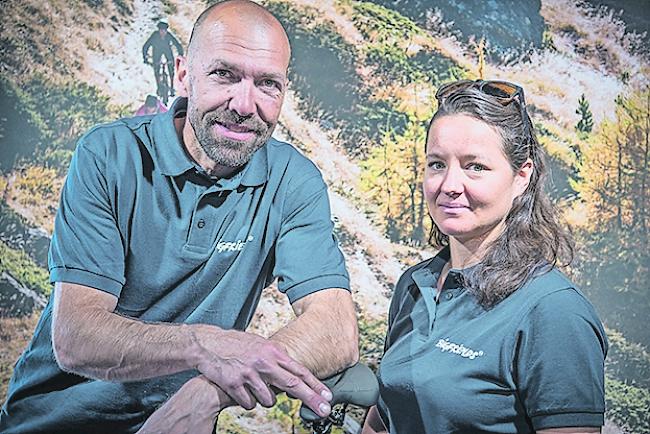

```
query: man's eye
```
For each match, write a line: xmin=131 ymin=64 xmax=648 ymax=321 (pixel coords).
xmin=213 ymin=69 xmax=232 ymax=78
xmin=261 ymin=79 xmax=280 ymax=90
xmin=427 ymin=161 xmax=445 ymax=170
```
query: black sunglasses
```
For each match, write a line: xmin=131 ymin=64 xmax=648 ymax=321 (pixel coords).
xmin=435 ymin=79 xmax=532 ymax=140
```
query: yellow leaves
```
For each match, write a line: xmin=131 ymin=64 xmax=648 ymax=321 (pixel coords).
xmin=13 ymin=165 xmax=61 ymax=207
xmin=394 ymin=82 xmax=437 ymax=121
xmin=368 ymin=82 xmax=437 ymax=121
xmin=360 ymin=120 xmax=428 ymax=242
xmin=573 ymin=88 xmax=650 ymax=231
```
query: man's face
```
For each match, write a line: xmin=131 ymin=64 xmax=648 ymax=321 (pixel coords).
xmin=180 ymin=17 xmax=289 ymax=168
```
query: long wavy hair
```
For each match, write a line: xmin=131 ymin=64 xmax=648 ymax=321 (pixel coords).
xmin=427 ymin=87 xmax=574 ymax=307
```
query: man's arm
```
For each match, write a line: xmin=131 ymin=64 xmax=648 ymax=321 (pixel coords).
xmin=142 ymin=34 xmax=153 ymax=61
xmin=138 ymin=287 xmax=358 ymax=433
xmin=51 ymin=282 xmax=193 ymax=380
xmin=271 ymin=288 xmax=359 ymax=378
xmin=170 ymin=33 xmax=184 ymax=56
xmin=51 ymin=281 xmax=332 ymax=416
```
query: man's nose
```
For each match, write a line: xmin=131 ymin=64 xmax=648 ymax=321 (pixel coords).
xmin=228 ymin=80 xmax=256 ymax=118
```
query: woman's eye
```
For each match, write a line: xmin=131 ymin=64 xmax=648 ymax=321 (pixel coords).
xmin=467 ymin=163 xmax=487 ymax=172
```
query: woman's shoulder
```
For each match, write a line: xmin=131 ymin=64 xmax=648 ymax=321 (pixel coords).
xmin=513 ymin=268 xmax=604 ymax=330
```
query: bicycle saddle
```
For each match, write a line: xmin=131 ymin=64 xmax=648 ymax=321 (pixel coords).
xmin=299 ymin=362 xmax=379 ymax=422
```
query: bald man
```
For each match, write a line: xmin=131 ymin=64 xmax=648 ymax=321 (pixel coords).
xmin=0 ymin=1 xmax=358 ymax=433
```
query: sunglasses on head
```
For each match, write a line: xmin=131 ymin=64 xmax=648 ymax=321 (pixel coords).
xmin=435 ymin=79 xmax=532 ymax=141
xmin=435 ymin=79 xmax=526 ymax=106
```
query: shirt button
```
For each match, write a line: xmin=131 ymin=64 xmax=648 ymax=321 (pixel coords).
xmin=446 ymin=293 xmax=453 ymax=300
xmin=197 ymin=219 xmax=206 ymax=229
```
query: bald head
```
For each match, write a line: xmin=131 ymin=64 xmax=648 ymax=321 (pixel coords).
xmin=187 ymin=0 xmax=290 ymax=65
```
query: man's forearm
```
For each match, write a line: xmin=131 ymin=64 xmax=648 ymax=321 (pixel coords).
xmin=270 ymin=289 xmax=359 ymax=379
xmin=52 ymin=282 xmax=209 ymax=382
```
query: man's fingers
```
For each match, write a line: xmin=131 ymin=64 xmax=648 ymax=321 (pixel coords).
xmin=245 ymin=377 xmax=277 ymax=408
xmin=278 ymin=357 xmax=332 ymax=401
xmin=270 ymin=368 xmax=331 ymax=418
xmin=228 ymin=385 xmax=257 ymax=410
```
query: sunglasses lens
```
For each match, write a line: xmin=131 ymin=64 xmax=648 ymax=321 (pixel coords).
xmin=482 ymin=82 xmax=518 ymax=99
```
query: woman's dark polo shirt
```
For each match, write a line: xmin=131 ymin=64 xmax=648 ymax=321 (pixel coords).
xmin=0 ymin=98 xmax=349 ymax=433
xmin=377 ymin=247 xmax=607 ymax=434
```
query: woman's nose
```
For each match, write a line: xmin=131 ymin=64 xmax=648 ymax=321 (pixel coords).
xmin=440 ymin=168 xmax=463 ymax=197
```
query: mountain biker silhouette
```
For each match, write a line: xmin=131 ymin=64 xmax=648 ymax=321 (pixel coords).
xmin=142 ymin=20 xmax=184 ymax=97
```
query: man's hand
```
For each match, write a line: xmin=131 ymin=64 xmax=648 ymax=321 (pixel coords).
xmin=137 ymin=376 xmax=227 ymax=434
xmin=189 ymin=326 xmax=333 ymax=417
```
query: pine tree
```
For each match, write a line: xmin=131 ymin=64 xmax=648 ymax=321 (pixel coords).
xmin=576 ymin=93 xmax=594 ymax=134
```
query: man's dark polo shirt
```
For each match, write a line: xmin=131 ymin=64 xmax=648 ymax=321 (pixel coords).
xmin=0 ymin=98 xmax=349 ymax=433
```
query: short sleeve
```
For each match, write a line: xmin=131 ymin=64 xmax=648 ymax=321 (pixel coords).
xmin=48 ymin=138 xmax=126 ymax=295
xmin=273 ymin=174 xmax=349 ymax=303
xmin=514 ymin=288 xmax=608 ymax=430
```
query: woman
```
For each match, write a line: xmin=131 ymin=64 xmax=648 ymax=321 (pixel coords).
xmin=362 ymin=80 xmax=607 ymax=434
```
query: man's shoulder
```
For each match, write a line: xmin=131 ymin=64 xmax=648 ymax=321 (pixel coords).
xmin=77 ymin=117 xmax=148 ymax=156
xmin=266 ymin=137 xmax=322 ymax=178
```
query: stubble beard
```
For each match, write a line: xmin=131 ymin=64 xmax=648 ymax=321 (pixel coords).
xmin=189 ymin=105 xmax=273 ymax=168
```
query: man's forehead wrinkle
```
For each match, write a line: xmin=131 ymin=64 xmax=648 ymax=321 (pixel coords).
xmin=209 ymin=37 xmax=285 ymax=53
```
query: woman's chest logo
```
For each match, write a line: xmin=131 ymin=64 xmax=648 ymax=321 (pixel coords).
xmin=435 ymin=338 xmax=484 ymax=360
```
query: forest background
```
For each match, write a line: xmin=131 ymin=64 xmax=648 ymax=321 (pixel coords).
xmin=0 ymin=0 xmax=648 ymax=433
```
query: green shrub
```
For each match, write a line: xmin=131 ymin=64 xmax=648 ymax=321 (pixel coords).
xmin=0 ymin=240 xmax=50 ymax=296
xmin=606 ymin=375 xmax=650 ymax=434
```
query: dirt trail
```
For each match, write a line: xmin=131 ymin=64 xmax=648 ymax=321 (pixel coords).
xmin=82 ymin=1 xmax=167 ymax=109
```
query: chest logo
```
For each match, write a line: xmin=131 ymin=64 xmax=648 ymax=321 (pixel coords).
xmin=435 ymin=338 xmax=484 ymax=360
xmin=217 ymin=235 xmax=254 ymax=253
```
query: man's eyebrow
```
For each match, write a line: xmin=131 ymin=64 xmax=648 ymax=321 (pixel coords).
xmin=258 ymin=72 xmax=286 ymax=82
xmin=203 ymin=60 xmax=285 ymax=82
xmin=205 ymin=59 xmax=238 ymax=72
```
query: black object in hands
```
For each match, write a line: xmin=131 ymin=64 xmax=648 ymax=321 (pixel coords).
xmin=299 ymin=362 xmax=379 ymax=423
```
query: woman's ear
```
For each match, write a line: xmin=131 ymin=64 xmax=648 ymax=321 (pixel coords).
xmin=513 ymin=158 xmax=534 ymax=198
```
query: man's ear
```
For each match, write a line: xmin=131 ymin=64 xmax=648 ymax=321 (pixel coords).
xmin=175 ymin=56 xmax=189 ymax=97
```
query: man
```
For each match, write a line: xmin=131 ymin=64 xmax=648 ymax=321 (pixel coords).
xmin=0 ymin=1 xmax=359 ymax=433
xmin=142 ymin=20 xmax=184 ymax=96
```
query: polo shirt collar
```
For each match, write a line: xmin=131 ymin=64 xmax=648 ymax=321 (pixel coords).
xmin=150 ymin=97 xmax=269 ymax=186
xmin=151 ymin=97 xmax=195 ymax=177
xmin=411 ymin=246 xmax=469 ymax=291
xmin=240 ymin=140 xmax=269 ymax=187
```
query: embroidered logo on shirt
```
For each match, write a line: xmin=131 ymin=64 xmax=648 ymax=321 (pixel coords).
xmin=435 ymin=338 xmax=484 ymax=360
xmin=217 ymin=235 xmax=254 ymax=253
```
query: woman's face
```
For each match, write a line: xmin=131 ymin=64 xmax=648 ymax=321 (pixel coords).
xmin=424 ymin=114 xmax=532 ymax=245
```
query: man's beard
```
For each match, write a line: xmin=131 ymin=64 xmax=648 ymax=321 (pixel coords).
xmin=189 ymin=105 xmax=273 ymax=168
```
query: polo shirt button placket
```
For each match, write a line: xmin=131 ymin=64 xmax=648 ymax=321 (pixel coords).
xmin=445 ymin=292 xmax=453 ymax=301
xmin=197 ymin=219 xmax=206 ymax=229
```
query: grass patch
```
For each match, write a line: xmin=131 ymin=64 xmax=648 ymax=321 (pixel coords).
xmin=0 ymin=312 xmax=41 ymax=402
xmin=0 ymin=240 xmax=50 ymax=296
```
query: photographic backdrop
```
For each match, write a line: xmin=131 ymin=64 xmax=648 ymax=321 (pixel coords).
xmin=1 ymin=1 xmax=648 ymax=432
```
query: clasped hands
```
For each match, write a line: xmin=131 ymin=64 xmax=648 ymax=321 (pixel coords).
xmin=137 ymin=326 xmax=333 ymax=434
